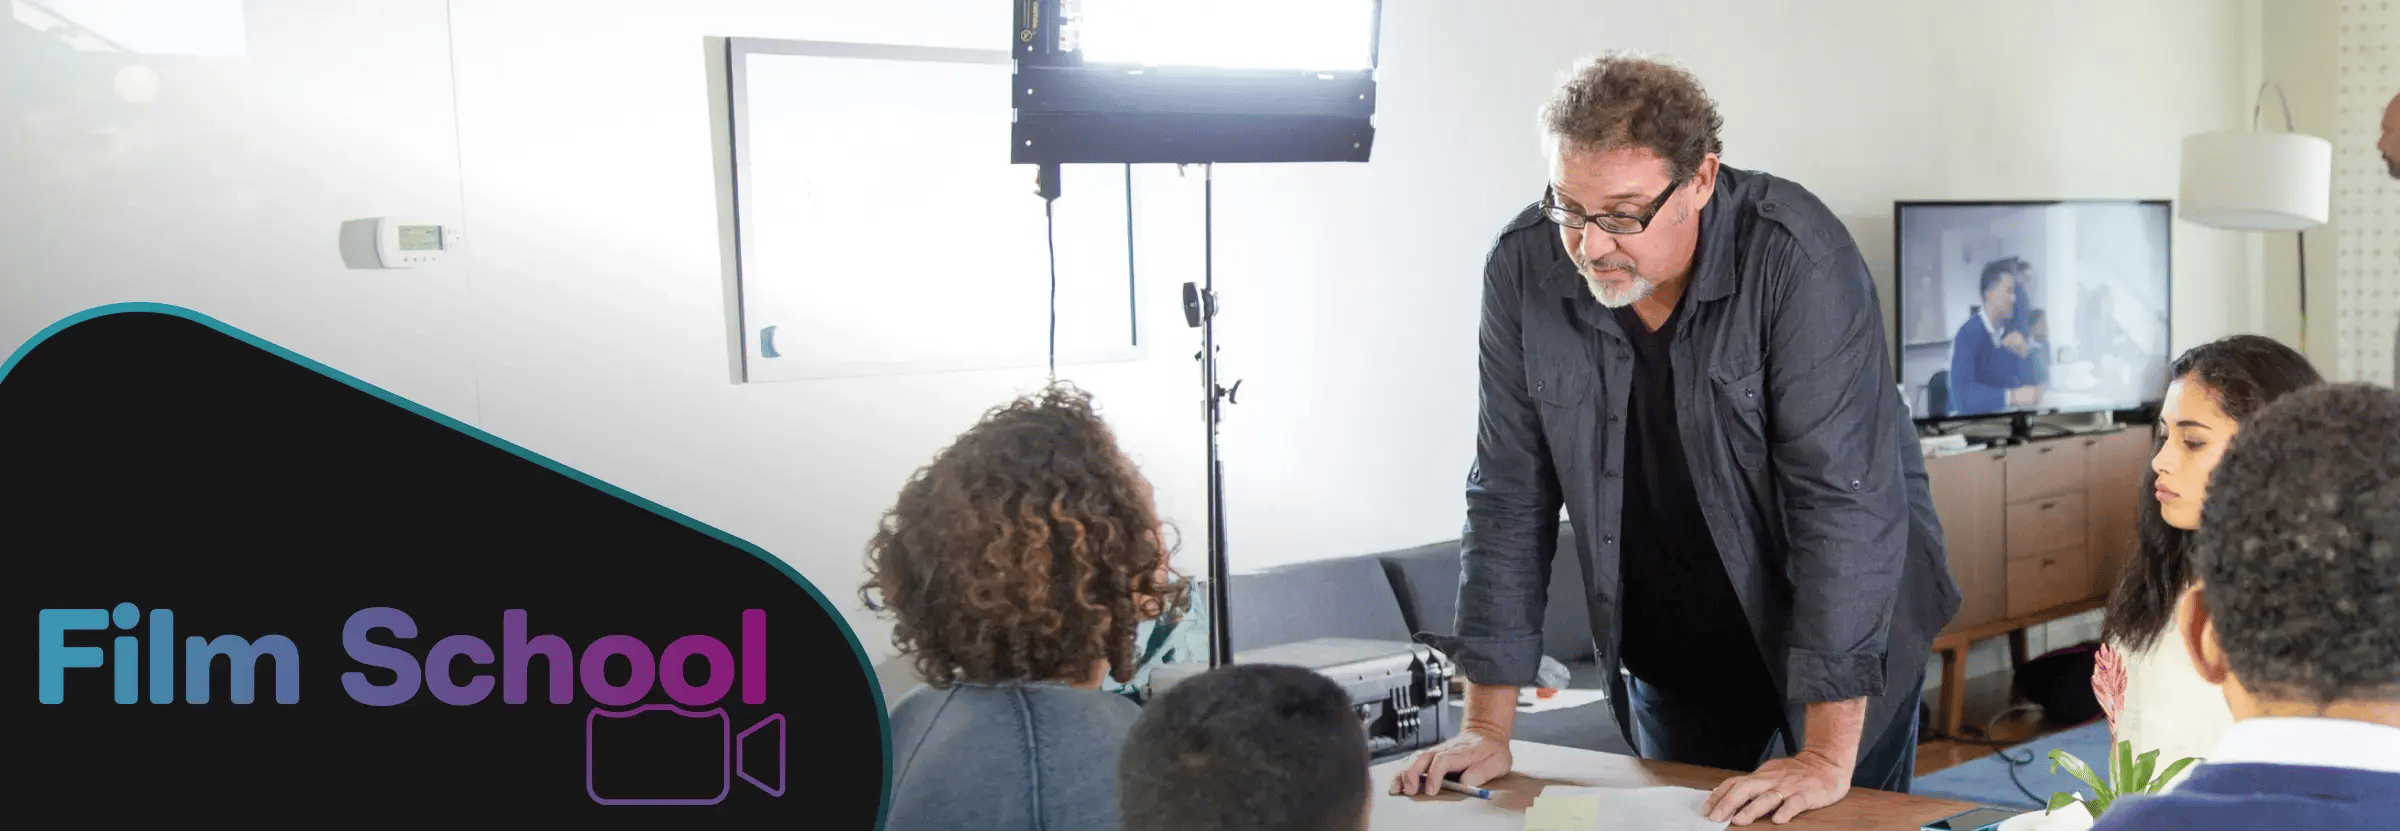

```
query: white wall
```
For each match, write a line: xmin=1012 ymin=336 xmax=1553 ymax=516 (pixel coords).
xmin=440 ymin=1 xmax=1217 ymax=663
xmin=2 ymin=0 xmax=2262 ymax=670
xmin=2329 ymin=0 xmax=2400 ymax=386
xmin=2261 ymin=0 xmax=2340 ymax=369
xmin=2 ymin=0 xmax=475 ymax=420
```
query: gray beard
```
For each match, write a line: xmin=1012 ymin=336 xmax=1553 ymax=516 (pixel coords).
xmin=1583 ymin=271 xmax=1656 ymax=308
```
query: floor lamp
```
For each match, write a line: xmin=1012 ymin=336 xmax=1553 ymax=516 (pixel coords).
xmin=2178 ymin=81 xmax=2332 ymax=353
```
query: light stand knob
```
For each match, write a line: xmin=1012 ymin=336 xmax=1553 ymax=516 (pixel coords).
xmin=1181 ymin=282 xmax=1216 ymax=328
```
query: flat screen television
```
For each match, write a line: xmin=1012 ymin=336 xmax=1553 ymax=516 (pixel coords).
xmin=1894 ymin=200 xmax=2172 ymax=424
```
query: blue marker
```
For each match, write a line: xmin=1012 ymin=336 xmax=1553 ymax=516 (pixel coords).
xmin=1431 ymin=776 xmax=1491 ymax=799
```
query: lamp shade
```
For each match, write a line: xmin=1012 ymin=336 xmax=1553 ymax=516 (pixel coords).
xmin=2178 ymin=130 xmax=2333 ymax=231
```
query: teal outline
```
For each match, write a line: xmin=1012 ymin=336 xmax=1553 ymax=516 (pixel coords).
xmin=0 ymin=302 xmax=893 ymax=828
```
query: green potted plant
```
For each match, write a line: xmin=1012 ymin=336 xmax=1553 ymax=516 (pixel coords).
xmin=2044 ymin=740 xmax=2201 ymax=821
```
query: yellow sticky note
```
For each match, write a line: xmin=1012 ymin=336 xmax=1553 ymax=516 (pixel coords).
xmin=1524 ymin=785 xmax=1730 ymax=831
xmin=1524 ymin=787 xmax=1604 ymax=831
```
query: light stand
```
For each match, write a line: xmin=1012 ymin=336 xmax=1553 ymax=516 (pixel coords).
xmin=1179 ymin=165 xmax=1242 ymax=667
xmin=1011 ymin=0 xmax=1380 ymax=672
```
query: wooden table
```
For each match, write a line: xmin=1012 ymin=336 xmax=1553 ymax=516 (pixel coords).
xmin=1369 ymin=740 xmax=1982 ymax=831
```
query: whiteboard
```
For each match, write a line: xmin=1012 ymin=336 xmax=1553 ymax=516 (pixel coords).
xmin=725 ymin=39 xmax=1141 ymax=382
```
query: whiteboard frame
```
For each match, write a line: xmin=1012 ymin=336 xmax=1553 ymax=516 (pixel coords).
xmin=723 ymin=37 xmax=1148 ymax=383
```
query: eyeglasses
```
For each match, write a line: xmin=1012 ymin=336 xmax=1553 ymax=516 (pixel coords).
xmin=1541 ymin=178 xmax=1683 ymax=235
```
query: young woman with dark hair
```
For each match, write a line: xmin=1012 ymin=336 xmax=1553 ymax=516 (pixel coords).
xmin=2091 ymin=334 xmax=2320 ymax=781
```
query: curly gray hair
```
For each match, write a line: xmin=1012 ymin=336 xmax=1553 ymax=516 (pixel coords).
xmin=1539 ymin=52 xmax=1724 ymax=183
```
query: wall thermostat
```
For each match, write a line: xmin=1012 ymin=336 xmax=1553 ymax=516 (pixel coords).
xmin=372 ymin=218 xmax=452 ymax=268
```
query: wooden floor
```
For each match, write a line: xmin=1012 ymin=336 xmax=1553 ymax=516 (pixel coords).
xmin=1913 ymin=669 xmax=2081 ymax=778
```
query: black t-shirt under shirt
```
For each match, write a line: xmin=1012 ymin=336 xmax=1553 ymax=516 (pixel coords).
xmin=1610 ymin=302 xmax=1776 ymax=698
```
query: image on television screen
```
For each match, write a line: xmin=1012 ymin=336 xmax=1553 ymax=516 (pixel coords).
xmin=1894 ymin=200 xmax=2172 ymax=422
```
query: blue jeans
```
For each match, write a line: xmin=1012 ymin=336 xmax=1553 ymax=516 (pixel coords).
xmin=1629 ymin=671 xmax=1922 ymax=793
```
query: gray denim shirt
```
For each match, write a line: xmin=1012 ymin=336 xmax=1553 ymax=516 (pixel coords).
xmin=1432 ymin=164 xmax=1962 ymax=759
xmin=885 ymin=680 xmax=1140 ymax=830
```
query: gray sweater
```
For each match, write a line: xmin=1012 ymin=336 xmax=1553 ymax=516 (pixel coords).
xmin=885 ymin=680 xmax=1141 ymax=830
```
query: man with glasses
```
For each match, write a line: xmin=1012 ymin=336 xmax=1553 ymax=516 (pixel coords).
xmin=1395 ymin=53 xmax=1958 ymax=826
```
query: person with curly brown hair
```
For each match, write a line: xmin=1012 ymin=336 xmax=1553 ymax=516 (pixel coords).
xmin=864 ymin=381 xmax=1189 ymax=831
xmin=1396 ymin=51 xmax=1961 ymax=826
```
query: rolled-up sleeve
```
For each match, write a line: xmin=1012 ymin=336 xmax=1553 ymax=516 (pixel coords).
xmin=1766 ymin=243 xmax=1908 ymax=704
xmin=1442 ymin=240 xmax=1564 ymax=687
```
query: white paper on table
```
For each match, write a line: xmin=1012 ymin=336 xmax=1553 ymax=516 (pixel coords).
xmin=1448 ymin=688 xmax=1609 ymax=713
xmin=1523 ymin=785 xmax=1728 ymax=831
xmin=1997 ymin=798 xmax=2094 ymax=831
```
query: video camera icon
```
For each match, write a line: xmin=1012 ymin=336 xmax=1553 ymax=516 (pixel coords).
xmin=586 ymin=705 xmax=786 ymax=806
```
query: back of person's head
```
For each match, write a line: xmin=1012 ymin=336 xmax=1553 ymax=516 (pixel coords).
xmin=2104 ymin=334 xmax=2322 ymax=653
xmin=1119 ymin=663 xmax=1371 ymax=830
xmin=2187 ymin=382 xmax=2400 ymax=706
xmin=859 ymin=381 xmax=1188 ymax=689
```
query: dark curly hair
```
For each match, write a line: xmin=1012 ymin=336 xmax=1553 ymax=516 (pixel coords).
xmin=860 ymin=381 xmax=1190 ymax=689
xmin=1540 ymin=52 xmax=1725 ymax=184
xmin=1119 ymin=664 xmax=1369 ymax=830
xmin=2101 ymin=334 xmax=2321 ymax=653
xmin=2191 ymin=382 xmax=2400 ymax=705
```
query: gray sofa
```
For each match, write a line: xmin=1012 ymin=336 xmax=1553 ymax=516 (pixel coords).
xmin=1228 ymin=524 xmax=1636 ymax=756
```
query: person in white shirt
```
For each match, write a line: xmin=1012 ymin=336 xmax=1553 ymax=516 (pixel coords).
xmin=2090 ymin=335 xmax=2319 ymax=780
xmin=2096 ymin=382 xmax=2400 ymax=831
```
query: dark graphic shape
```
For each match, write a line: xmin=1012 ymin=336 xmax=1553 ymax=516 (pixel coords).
xmin=1 ymin=304 xmax=890 ymax=828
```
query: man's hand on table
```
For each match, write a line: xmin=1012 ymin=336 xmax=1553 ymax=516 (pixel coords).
xmin=1391 ymin=681 xmax=1519 ymax=796
xmin=1705 ymin=696 xmax=1868 ymax=825
xmin=1389 ymin=728 xmax=1513 ymax=795
xmin=1702 ymin=749 xmax=1854 ymax=825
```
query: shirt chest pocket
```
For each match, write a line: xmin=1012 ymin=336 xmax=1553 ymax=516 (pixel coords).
xmin=1711 ymin=361 xmax=1769 ymax=472
xmin=1527 ymin=357 xmax=1598 ymax=452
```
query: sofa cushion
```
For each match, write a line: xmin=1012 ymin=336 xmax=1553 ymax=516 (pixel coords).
xmin=1377 ymin=525 xmax=1598 ymax=666
xmin=1226 ymin=555 xmax=1415 ymax=654
xmin=1379 ymin=540 xmax=1466 ymax=645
